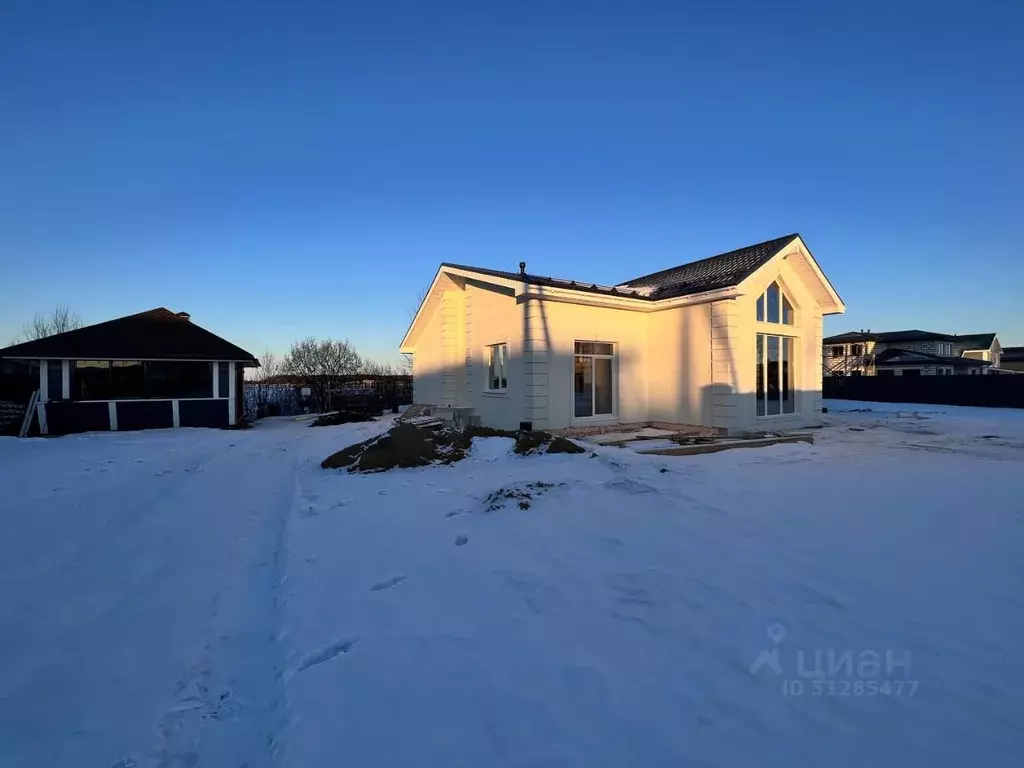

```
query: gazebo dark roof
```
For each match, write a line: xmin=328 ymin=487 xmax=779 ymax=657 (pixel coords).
xmin=0 ymin=308 xmax=257 ymax=364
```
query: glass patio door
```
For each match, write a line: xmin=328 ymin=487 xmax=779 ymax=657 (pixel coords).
xmin=574 ymin=342 xmax=614 ymax=419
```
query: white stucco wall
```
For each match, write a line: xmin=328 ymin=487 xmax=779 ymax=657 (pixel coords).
xmin=462 ymin=279 xmax=523 ymax=431
xmin=536 ymin=299 xmax=649 ymax=429
xmin=647 ymin=304 xmax=713 ymax=426
xmin=411 ymin=301 xmax=445 ymax=408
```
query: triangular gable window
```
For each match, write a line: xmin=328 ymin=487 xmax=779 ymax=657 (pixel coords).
xmin=756 ymin=281 xmax=794 ymax=325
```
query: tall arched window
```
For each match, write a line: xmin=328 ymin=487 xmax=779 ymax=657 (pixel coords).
xmin=755 ymin=281 xmax=796 ymax=416
xmin=756 ymin=281 xmax=794 ymax=325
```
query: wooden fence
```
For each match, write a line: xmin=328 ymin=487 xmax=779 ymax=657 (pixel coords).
xmin=824 ymin=375 xmax=1024 ymax=409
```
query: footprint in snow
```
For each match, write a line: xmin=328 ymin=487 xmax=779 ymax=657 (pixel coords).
xmin=455 ymin=534 xmax=469 ymax=546
xmin=602 ymin=477 xmax=658 ymax=494
xmin=296 ymin=638 xmax=358 ymax=673
xmin=370 ymin=575 xmax=406 ymax=592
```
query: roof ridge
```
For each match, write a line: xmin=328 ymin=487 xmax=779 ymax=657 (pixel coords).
xmin=618 ymin=233 xmax=799 ymax=287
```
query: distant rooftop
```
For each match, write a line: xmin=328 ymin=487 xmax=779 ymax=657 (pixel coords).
xmin=824 ymin=330 xmax=997 ymax=349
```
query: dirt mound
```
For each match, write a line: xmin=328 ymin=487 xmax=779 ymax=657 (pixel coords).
xmin=321 ymin=424 xmax=584 ymax=473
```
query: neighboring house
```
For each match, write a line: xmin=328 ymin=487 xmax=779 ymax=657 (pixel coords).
xmin=400 ymin=234 xmax=845 ymax=435
xmin=0 ymin=308 xmax=257 ymax=435
xmin=1001 ymin=347 xmax=1024 ymax=373
xmin=823 ymin=330 xmax=1003 ymax=377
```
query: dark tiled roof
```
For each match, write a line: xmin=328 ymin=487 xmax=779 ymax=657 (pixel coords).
xmin=443 ymin=233 xmax=802 ymax=302
xmin=618 ymin=234 xmax=800 ymax=299
xmin=823 ymin=331 xmax=882 ymax=344
xmin=955 ymin=333 xmax=996 ymax=350
xmin=825 ymin=329 xmax=999 ymax=348
xmin=0 ymin=308 xmax=258 ymax=363
xmin=874 ymin=348 xmax=990 ymax=368
xmin=1002 ymin=346 xmax=1024 ymax=363
xmin=441 ymin=263 xmax=641 ymax=299
xmin=873 ymin=329 xmax=956 ymax=343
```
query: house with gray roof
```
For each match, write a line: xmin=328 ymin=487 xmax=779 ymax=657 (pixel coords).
xmin=401 ymin=234 xmax=845 ymax=435
xmin=823 ymin=329 xmax=1004 ymax=377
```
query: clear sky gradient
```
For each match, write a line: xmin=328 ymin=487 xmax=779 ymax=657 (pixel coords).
xmin=2 ymin=0 xmax=1022 ymax=362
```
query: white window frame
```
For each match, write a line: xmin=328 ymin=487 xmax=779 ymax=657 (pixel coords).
xmin=571 ymin=341 xmax=617 ymax=424
xmin=756 ymin=333 xmax=798 ymax=419
xmin=484 ymin=342 xmax=508 ymax=393
xmin=755 ymin=280 xmax=796 ymax=326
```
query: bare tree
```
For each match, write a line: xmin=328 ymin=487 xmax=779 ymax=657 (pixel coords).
xmin=245 ymin=351 xmax=283 ymax=416
xmin=15 ymin=305 xmax=83 ymax=343
xmin=283 ymin=338 xmax=362 ymax=412
xmin=361 ymin=360 xmax=398 ymax=376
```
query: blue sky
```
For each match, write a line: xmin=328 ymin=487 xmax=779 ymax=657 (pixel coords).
xmin=2 ymin=0 xmax=1022 ymax=362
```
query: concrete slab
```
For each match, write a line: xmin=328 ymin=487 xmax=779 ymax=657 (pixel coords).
xmin=635 ymin=433 xmax=814 ymax=456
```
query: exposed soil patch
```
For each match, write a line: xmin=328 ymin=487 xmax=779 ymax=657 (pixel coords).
xmin=483 ymin=481 xmax=563 ymax=511
xmin=310 ymin=411 xmax=377 ymax=427
xmin=321 ymin=424 xmax=584 ymax=473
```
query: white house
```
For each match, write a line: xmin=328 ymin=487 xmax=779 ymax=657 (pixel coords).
xmin=400 ymin=234 xmax=845 ymax=435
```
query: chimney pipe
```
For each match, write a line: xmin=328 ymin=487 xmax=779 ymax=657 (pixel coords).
xmin=519 ymin=261 xmax=526 ymax=275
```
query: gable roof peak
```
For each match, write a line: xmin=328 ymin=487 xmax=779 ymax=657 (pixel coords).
xmin=616 ymin=233 xmax=800 ymax=299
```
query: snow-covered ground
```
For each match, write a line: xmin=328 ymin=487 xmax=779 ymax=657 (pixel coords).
xmin=1 ymin=403 xmax=1022 ymax=767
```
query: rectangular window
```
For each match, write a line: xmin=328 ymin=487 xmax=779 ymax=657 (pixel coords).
xmin=574 ymin=341 xmax=615 ymax=419
xmin=0 ymin=359 xmax=40 ymax=403
xmin=47 ymin=363 xmax=64 ymax=400
xmin=147 ymin=361 xmax=213 ymax=398
xmin=756 ymin=334 xmax=795 ymax=417
xmin=75 ymin=361 xmax=112 ymax=400
xmin=877 ymin=369 xmax=895 ymax=377
xmin=756 ymin=335 xmax=765 ymax=415
xmin=766 ymin=336 xmax=780 ymax=415
xmin=594 ymin=357 xmax=613 ymax=414
xmin=782 ymin=337 xmax=794 ymax=413
xmin=218 ymin=362 xmax=230 ymax=398
xmin=830 ymin=346 xmax=843 ymax=357
xmin=574 ymin=356 xmax=593 ymax=417
xmin=850 ymin=344 xmax=863 ymax=356
xmin=111 ymin=361 xmax=145 ymax=398
xmin=902 ymin=368 xmax=922 ymax=377
xmin=486 ymin=344 xmax=507 ymax=391
xmin=72 ymin=360 xmax=213 ymax=400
